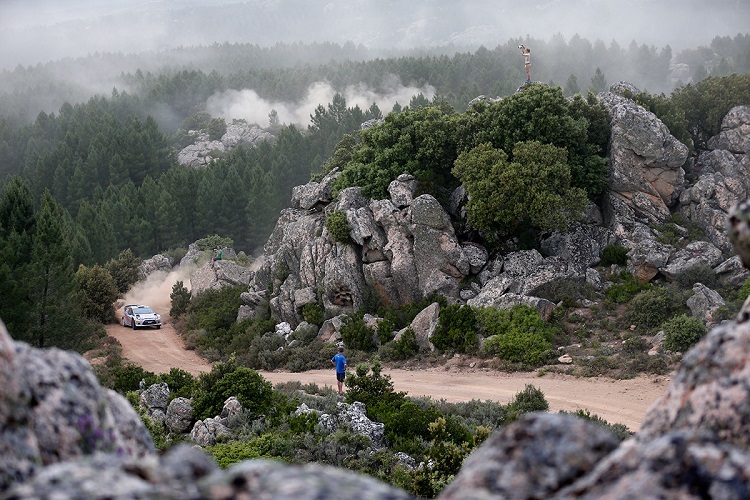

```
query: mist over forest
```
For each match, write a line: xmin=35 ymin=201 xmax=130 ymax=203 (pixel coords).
xmin=2 ymin=0 xmax=748 ymax=69
xmin=1 ymin=0 xmax=749 ymax=131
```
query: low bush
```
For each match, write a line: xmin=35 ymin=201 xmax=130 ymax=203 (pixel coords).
xmin=674 ymin=263 xmax=717 ymax=289
xmin=600 ymin=245 xmax=629 ymax=267
xmin=379 ymin=328 xmax=420 ymax=361
xmin=432 ymin=304 xmax=478 ymax=353
xmin=606 ymin=271 xmax=649 ymax=303
xmin=191 ymin=357 xmax=276 ymax=420
xmin=626 ymin=286 xmax=686 ymax=330
xmin=662 ymin=314 xmax=707 ymax=352
xmin=301 ymin=302 xmax=324 ymax=326
xmin=340 ymin=313 xmax=377 ymax=352
xmin=325 ymin=210 xmax=352 ymax=243
xmin=478 ymin=305 xmax=556 ymax=366
xmin=565 ymin=409 xmax=633 ymax=441
xmin=170 ymin=280 xmax=191 ymax=319
xmin=504 ymin=385 xmax=549 ymax=423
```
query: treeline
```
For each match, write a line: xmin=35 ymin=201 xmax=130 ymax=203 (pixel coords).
xmin=2 ymin=34 xmax=749 ymax=129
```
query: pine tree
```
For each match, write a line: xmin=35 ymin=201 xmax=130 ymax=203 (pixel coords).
xmin=29 ymin=190 xmax=81 ymax=348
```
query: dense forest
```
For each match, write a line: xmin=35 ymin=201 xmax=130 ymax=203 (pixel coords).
xmin=1 ymin=34 xmax=750 ymax=350
xmin=1 ymin=29 xmax=750 ymax=497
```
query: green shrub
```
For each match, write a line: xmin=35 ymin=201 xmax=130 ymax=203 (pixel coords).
xmin=626 ymin=286 xmax=685 ymax=330
xmin=662 ymin=314 xmax=707 ymax=352
xmin=75 ymin=264 xmax=119 ymax=324
xmin=301 ymin=302 xmax=324 ymax=325
xmin=606 ymin=271 xmax=649 ymax=303
xmin=194 ymin=234 xmax=234 ymax=252
xmin=104 ymin=248 xmax=140 ymax=294
xmin=113 ymin=363 xmax=158 ymax=394
xmin=600 ymin=245 xmax=629 ymax=267
xmin=432 ymin=304 xmax=478 ymax=353
xmin=340 ymin=313 xmax=377 ymax=352
xmin=380 ymin=328 xmax=420 ymax=361
xmin=325 ymin=210 xmax=352 ymax=243
xmin=192 ymin=358 xmax=275 ymax=420
xmin=505 ymin=385 xmax=549 ymax=423
xmin=674 ymin=263 xmax=717 ymax=289
xmin=157 ymin=368 xmax=196 ymax=401
xmin=170 ymin=280 xmax=191 ymax=319
xmin=565 ymin=409 xmax=633 ymax=441
xmin=478 ymin=305 xmax=556 ymax=366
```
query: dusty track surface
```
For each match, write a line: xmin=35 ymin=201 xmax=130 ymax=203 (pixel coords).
xmin=108 ymin=312 xmax=669 ymax=431
xmin=105 ymin=270 xmax=670 ymax=431
xmin=107 ymin=312 xmax=212 ymax=376
xmin=259 ymin=369 xmax=669 ymax=431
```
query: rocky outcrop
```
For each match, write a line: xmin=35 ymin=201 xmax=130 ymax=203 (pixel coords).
xmin=707 ymin=105 xmax=750 ymax=154
xmin=440 ymin=413 xmax=620 ymax=499
xmin=680 ymin=106 xmax=750 ymax=253
xmin=249 ymin=187 xmax=469 ymax=327
xmin=177 ymin=123 xmax=273 ymax=168
xmin=600 ymin=83 xmax=688 ymax=224
xmin=140 ymin=382 xmax=170 ymax=425
xmin=190 ymin=259 xmax=254 ymax=296
xmin=140 ymin=253 xmax=173 ymax=279
xmin=165 ymin=397 xmax=194 ymax=434
xmin=0 ymin=321 xmax=154 ymax=491
xmin=686 ymin=283 xmax=725 ymax=325
xmin=319 ymin=401 xmax=386 ymax=448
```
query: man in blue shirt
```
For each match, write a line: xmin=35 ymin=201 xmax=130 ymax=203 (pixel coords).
xmin=331 ymin=346 xmax=347 ymax=395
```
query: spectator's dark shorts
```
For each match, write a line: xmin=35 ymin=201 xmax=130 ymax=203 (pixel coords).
xmin=336 ymin=372 xmax=346 ymax=382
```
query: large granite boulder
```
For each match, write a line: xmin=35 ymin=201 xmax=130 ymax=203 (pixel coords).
xmin=166 ymin=398 xmax=195 ymax=434
xmin=319 ymin=401 xmax=386 ymax=448
xmin=139 ymin=254 xmax=173 ymax=280
xmin=177 ymin=124 xmax=273 ymax=168
xmin=707 ymin=105 xmax=750 ymax=154
xmin=681 ymin=106 xmax=750 ymax=254
xmin=0 ymin=321 xmax=154 ymax=491
xmin=686 ymin=283 xmax=725 ymax=325
xmin=190 ymin=259 xmax=254 ymax=296
xmin=600 ymin=83 xmax=688 ymax=224
xmin=440 ymin=413 xmax=620 ymax=500
xmin=251 ymin=190 xmax=469 ymax=326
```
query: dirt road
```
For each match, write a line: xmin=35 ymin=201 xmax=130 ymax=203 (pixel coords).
xmin=259 ymin=369 xmax=669 ymax=431
xmin=107 ymin=314 xmax=669 ymax=431
xmin=106 ymin=269 xmax=670 ymax=431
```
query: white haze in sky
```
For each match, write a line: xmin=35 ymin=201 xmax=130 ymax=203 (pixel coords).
xmin=2 ymin=0 xmax=749 ymax=70
xmin=206 ymin=77 xmax=436 ymax=127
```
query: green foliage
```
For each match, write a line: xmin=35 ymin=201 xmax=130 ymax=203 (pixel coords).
xmin=340 ymin=313 xmax=377 ymax=352
xmin=104 ymin=249 xmax=141 ymax=294
xmin=600 ymin=245 xmax=629 ymax=267
xmin=170 ymin=280 xmax=191 ymax=319
xmin=158 ymin=368 xmax=197 ymax=401
xmin=432 ymin=304 xmax=478 ymax=353
xmin=453 ymin=141 xmax=587 ymax=237
xmin=380 ymin=327 xmax=419 ymax=361
xmin=662 ymin=314 xmax=707 ymax=352
xmin=301 ymin=302 xmax=324 ymax=325
xmin=324 ymin=210 xmax=352 ymax=243
xmin=606 ymin=271 xmax=650 ymax=303
xmin=75 ymin=264 xmax=119 ymax=323
xmin=335 ymin=102 xmax=459 ymax=199
xmin=477 ymin=305 xmax=556 ymax=366
xmin=674 ymin=263 xmax=717 ymax=290
xmin=626 ymin=286 xmax=686 ymax=330
xmin=207 ymin=118 xmax=227 ymax=141
xmin=565 ymin=409 xmax=633 ymax=441
xmin=192 ymin=357 xmax=275 ymax=420
xmin=458 ymin=85 xmax=609 ymax=197
xmin=504 ymin=385 xmax=549 ymax=423
xmin=194 ymin=235 xmax=234 ymax=252
xmin=186 ymin=284 xmax=246 ymax=356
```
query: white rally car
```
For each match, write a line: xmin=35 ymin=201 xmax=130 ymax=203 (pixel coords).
xmin=121 ymin=304 xmax=162 ymax=330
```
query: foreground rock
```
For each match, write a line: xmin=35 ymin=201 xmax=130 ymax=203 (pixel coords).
xmin=0 ymin=321 xmax=154 ymax=491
